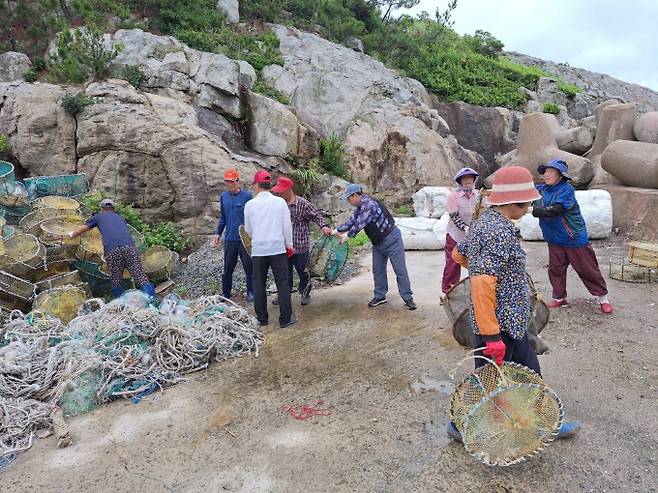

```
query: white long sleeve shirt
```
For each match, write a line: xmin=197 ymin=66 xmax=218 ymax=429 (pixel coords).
xmin=244 ymin=191 xmax=293 ymax=257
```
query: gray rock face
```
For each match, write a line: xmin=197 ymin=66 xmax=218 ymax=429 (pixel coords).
xmin=217 ymin=0 xmax=239 ymax=24
xmin=536 ymin=77 xmax=568 ymax=107
xmin=346 ymin=36 xmax=364 ymax=53
xmin=0 ymin=52 xmax=32 ymax=82
xmin=0 ymin=83 xmax=76 ymax=175
xmin=247 ymin=91 xmax=299 ymax=158
xmin=263 ymin=25 xmax=485 ymax=201
xmin=506 ymin=51 xmax=658 ymax=114
xmin=435 ymin=101 xmax=520 ymax=175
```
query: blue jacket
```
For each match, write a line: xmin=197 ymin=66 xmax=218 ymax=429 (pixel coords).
xmin=535 ymin=181 xmax=589 ymax=247
xmin=216 ymin=189 xmax=252 ymax=241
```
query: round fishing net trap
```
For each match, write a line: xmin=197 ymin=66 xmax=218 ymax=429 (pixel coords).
xmin=239 ymin=225 xmax=251 ymax=256
xmin=462 ymin=383 xmax=563 ymax=466
xmin=23 ymin=174 xmax=89 ymax=199
xmin=450 ymin=361 xmax=563 ymax=466
xmin=31 ymin=196 xmax=81 ymax=211
xmin=0 ymin=160 xmax=16 ymax=183
xmin=0 ymin=181 xmax=28 ymax=208
xmin=0 ymin=270 xmax=35 ymax=312
xmin=2 ymin=225 xmax=15 ymax=240
xmin=35 ymin=270 xmax=82 ymax=293
xmin=33 ymin=286 xmax=87 ymax=324
xmin=142 ymin=245 xmax=177 ymax=281
xmin=0 ymin=203 xmax=32 ymax=226
xmin=0 ymin=234 xmax=46 ymax=280
xmin=609 ymin=255 xmax=657 ymax=283
xmin=39 ymin=220 xmax=83 ymax=247
xmin=76 ymin=228 xmax=104 ymax=263
xmin=307 ymin=235 xmax=349 ymax=284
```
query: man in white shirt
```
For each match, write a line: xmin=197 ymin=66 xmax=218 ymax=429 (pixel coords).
xmin=244 ymin=170 xmax=296 ymax=328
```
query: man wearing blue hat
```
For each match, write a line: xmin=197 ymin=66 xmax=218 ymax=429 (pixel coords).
xmin=533 ymin=159 xmax=612 ymax=314
xmin=333 ymin=184 xmax=416 ymax=310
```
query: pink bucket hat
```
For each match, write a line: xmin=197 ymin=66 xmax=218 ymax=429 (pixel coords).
xmin=487 ymin=166 xmax=541 ymax=205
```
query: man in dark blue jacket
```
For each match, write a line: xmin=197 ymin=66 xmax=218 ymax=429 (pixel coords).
xmin=212 ymin=169 xmax=254 ymax=302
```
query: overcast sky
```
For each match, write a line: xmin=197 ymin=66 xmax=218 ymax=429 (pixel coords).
xmin=403 ymin=0 xmax=658 ymax=91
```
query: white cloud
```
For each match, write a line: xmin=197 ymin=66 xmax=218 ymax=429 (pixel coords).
xmin=400 ymin=0 xmax=658 ymax=90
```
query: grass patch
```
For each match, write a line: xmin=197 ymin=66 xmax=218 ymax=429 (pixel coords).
xmin=543 ymin=102 xmax=560 ymax=114
xmin=252 ymin=78 xmax=289 ymax=105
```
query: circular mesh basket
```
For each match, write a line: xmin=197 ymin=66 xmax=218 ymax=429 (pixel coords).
xmin=0 ymin=181 xmax=29 ymax=208
xmin=33 ymin=285 xmax=87 ymax=324
xmin=0 ymin=233 xmax=45 ymax=267
xmin=142 ymin=245 xmax=176 ymax=281
xmin=31 ymin=196 xmax=81 ymax=211
xmin=0 ymin=269 xmax=36 ymax=303
xmin=2 ymin=225 xmax=15 ymax=240
xmin=307 ymin=236 xmax=349 ymax=284
xmin=0 ymin=161 xmax=16 ymax=183
xmin=239 ymin=225 xmax=251 ymax=256
xmin=450 ymin=362 xmax=546 ymax=434
xmin=36 ymin=270 xmax=82 ymax=293
xmin=76 ymin=228 xmax=104 ymax=264
xmin=462 ymin=383 xmax=563 ymax=466
xmin=33 ymin=261 xmax=71 ymax=282
xmin=39 ymin=219 xmax=83 ymax=247
xmin=0 ymin=203 xmax=32 ymax=225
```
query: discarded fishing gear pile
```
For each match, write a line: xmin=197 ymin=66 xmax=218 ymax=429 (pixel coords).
xmin=0 ymin=291 xmax=262 ymax=460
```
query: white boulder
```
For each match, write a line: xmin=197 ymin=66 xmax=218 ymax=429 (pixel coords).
xmin=519 ymin=190 xmax=613 ymax=241
xmin=412 ymin=186 xmax=452 ymax=218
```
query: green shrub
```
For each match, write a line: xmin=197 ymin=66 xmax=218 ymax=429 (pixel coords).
xmin=290 ymin=161 xmax=322 ymax=197
xmin=557 ymin=80 xmax=582 ymax=97
xmin=61 ymin=93 xmax=96 ymax=116
xmin=394 ymin=205 xmax=412 ymax=216
xmin=120 ymin=64 xmax=145 ymax=88
xmin=252 ymin=79 xmax=289 ymax=105
xmin=543 ymin=102 xmax=560 ymax=114
xmin=23 ymin=68 xmax=38 ymax=82
xmin=348 ymin=231 xmax=370 ymax=248
xmin=50 ymin=27 xmax=122 ymax=83
xmin=464 ymin=30 xmax=504 ymax=59
xmin=0 ymin=133 xmax=9 ymax=154
xmin=32 ymin=57 xmax=46 ymax=72
xmin=142 ymin=222 xmax=191 ymax=253
xmin=319 ymin=134 xmax=347 ymax=178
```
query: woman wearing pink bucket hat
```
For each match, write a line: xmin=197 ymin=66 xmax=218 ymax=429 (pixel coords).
xmin=447 ymin=166 xmax=580 ymax=441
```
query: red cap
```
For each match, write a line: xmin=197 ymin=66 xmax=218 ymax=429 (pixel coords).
xmin=272 ymin=176 xmax=294 ymax=194
xmin=487 ymin=166 xmax=541 ymax=205
xmin=224 ymin=169 xmax=239 ymax=181
xmin=252 ymin=170 xmax=272 ymax=184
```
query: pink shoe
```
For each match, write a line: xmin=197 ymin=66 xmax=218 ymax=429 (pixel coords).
xmin=600 ymin=302 xmax=613 ymax=314
xmin=548 ymin=299 xmax=568 ymax=308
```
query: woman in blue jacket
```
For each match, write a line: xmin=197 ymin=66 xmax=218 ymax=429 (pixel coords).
xmin=532 ymin=160 xmax=612 ymax=314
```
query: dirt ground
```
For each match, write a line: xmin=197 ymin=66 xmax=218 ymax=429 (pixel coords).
xmin=3 ymin=238 xmax=657 ymax=493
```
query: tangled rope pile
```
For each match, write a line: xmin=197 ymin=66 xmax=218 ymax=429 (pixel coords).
xmin=0 ymin=291 xmax=262 ymax=460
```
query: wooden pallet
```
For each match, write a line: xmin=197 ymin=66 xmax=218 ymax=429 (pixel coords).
xmin=629 ymin=241 xmax=658 ymax=268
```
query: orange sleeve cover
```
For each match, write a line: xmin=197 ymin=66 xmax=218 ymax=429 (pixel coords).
xmin=451 ymin=248 xmax=468 ymax=268
xmin=470 ymin=275 xmax=500 ymax=336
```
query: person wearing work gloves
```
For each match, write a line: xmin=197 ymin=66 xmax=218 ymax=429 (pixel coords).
xmin=533 ymin=159 xmax=612 ymax=314
xmin=441 ymin=167 xmax=480 ymax=295
xmin=212 ymin=168 xmax=254 ymax=302
xmin=271 ymin=176 xmax=332 ymax=306
xmin=448 ymin=166 xmax=580 ymax=441
xmin=70 ymin=199 xmax=154 ymax=299
xmin=334 ymin=184 xmax=416 ymax=311
xmin=244 ymin=170 xmax=296 ymax=329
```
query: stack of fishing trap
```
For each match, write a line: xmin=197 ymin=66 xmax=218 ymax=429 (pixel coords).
xmin=609 ymin=242 xmax=658 ymax=283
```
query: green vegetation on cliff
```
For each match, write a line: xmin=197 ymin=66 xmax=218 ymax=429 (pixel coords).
xmin=0 ymin=0 xmax=580 ymax=109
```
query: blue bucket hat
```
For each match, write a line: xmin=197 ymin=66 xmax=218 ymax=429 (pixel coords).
xmin=341 ymin=183 xmax=363 ymax=201
xmin=538 ymin=159 xmax=573 ymax=180
xmin=454 ymin=167 xmax=479 ymax=184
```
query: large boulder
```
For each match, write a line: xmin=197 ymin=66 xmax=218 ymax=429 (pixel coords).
xmin=247 ymin=92 xmax=299 ymax=158
xmin=217 ymin=0 xmax=239 ymax=24
xmin=434 ymin=101 xmax=519 ymax=174
xmin=396 ymin=214 xmax=448 ymax=250
xmin=601 ymin=140 xmax=658 ymax=189
xmin=0 ymin=83 xmax=77 ymax=175
xmin=0 ymin=52 xmax=32 ymax=82
xmin=519 ymin=190 xmax=613 ymax=241
xmin=75 ymin=79 xmax=261 ymax=233
xmin=593 ymin=185 xmax=658 ymax=241
xmin=634 ymin=112 xmax=658 ymax=144
xmin=412 ymin=186 xmax=452 ymax=218
xmin=589 ymin=103 xmax=635 ymax=186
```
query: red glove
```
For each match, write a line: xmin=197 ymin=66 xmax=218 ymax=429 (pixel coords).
xmin=483 ymin=339 xmax=506 ymax=366
xmin=286 ymin=247 xmax=294 ymax=258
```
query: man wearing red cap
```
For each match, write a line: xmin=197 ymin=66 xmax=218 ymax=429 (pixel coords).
xmin=212 ymin=169 xmax=254 ymax=302
xmin=446 ymin=166 xmax=580 ymax=441
xmin=272 ymin=176 xmax=332 ymax=305
xmin=244 ymin=170 xmax=296 ymax=328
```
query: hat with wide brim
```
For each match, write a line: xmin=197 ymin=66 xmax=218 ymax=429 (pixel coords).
xmin=487 ymin=166 xmax=541 ymax=206
xmin=454 ymin=167 xmax=480 ymax=184
xmin=538 ymin=159 xmax=573 ymax=180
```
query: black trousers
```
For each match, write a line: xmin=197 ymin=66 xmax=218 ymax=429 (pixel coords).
xmin=222 ymin=240 xmax=253 ymax=298
xmin=288 ymin=252 xmax=310 ymax=295
xmin=474 ymin=332 xmax=541 ymax=376
xmin=252 ymin=253 xmax=292 ymax=325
